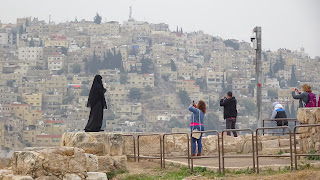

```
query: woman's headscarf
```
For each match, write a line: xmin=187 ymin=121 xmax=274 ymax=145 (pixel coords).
xmin=87 ymin=75 xmax=107 ymax=108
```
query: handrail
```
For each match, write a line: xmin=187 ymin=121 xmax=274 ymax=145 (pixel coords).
xmin=137 ymin=134 xmax=163 ymax=168
xmin=162 ymin=133 xmax=190 ymax=169
xmin=263 ymin=118 xmax=298 ymax=135
xmin=294 ymin=124 xmax=320 ymax=170
xmin=221 ymin=129 xmax=255 ymax=174
xmin=122 ymin=134 xmax=136 ymax=161
xmin=190 ymin=130 xmax=221 ymax=173
xmin=256 ymin=127 xmax=293 ymax=173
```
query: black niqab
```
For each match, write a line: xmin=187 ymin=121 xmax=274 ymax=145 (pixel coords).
xmin=87 ymin=75 xmax=107 ymax=109
xmin=85 ymin=75 xmax=107 ymax=132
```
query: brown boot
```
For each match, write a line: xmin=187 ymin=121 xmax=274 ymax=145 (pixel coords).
xmin=192 ymin=154 xmax=196 ymax=156
xmin=197 ymin=153 xmax=201 ymax=156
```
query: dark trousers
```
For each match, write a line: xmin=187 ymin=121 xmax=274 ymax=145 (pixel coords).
xmin=226 ymin=118 xmax=237 ymax=137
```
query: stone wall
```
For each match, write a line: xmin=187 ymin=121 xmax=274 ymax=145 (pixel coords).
xmin=122 ymin=134 xmax=296 ymax=157
xmin=297 ymin=107 xmax=320 ymax=153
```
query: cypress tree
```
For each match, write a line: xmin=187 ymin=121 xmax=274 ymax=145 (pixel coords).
xmin=289 ymin=65 xmax=298 ymax=87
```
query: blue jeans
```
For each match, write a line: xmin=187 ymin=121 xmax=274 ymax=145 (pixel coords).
xmin=191 ymin=125 xmax=204 ymax=155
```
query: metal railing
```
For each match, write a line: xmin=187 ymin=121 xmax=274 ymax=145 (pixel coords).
xmin=137 ymin=134 xmax=163 ymax=168
xmin=162 ymin=133 xmax=190 ymax=169
xmin=190 ymin=130 xmax=221 ymax=173
xmin=256 ymin=127 xmax=293 ymax=173
xmin=122 ymin=134 xmax=136 ymax=161
xmin=294 ymin=124 xmax=320 ymax=170
xmin=263 ymin=118 xmax=298 ymax=135
xmin=221 ymin=129 xmax=255 ymax=174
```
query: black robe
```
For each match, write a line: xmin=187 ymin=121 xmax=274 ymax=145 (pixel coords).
xmin=84 ymin=75 xmax=107 ymax=132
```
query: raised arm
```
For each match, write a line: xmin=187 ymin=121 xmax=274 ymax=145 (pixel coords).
xmin=188 ymin=105 xmax=198 ymax=113
xmin=220 ymin=98 xmax=230 ymax=106
xmin=292 ymin=91 xmax=304 ymax=100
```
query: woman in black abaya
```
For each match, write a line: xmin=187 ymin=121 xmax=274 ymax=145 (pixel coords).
xmin=84 ymin=75 xmax=107 ymax=132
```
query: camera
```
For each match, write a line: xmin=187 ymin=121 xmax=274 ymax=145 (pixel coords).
xmin=250 ymin=35 xmax=257 ymax=50
xmin=250 ymin=35 xmax=256 ymax=42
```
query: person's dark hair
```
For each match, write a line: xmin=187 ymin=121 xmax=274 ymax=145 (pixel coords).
xmin=227 ymin=91 xmax=233 ymax=97
xmin=197 ymin=100 xmax=206 ymax=114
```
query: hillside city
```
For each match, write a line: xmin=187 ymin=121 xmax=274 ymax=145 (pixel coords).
xmin=0 ymin=12 xmax=319 ymax=151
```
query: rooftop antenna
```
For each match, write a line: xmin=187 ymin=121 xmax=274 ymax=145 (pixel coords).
xmin=49 ymin=14 xmax=51 ymax=24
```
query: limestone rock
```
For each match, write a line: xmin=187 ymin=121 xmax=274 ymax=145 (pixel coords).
xmin=35 ymin=176 xmax=60 ymax=180
xmin=61 ymin=132 xmax=123 ymax=156
xmin=85 ymin=154 xmax=99 ymax=172
xmin=202 ymin=135 xmax=218 ymax=154
xmin=243 ymin=140 xmax=256 ymax=154
xmin=261 ymin=148 xmax=281 ymax=155
xmin=262 ymin=139 xmax=279 ymax=149
xmin=222 ymin=136 xmax=244 ymax=153
xmin=97 ymin=156 xmax=115 ymax=172
xmin=87 ymin=172 xmax=108 ymax=180
xmin=12 ymin=147 xmax=87 ymax=179
xmin=279 ymin=139 xmax=291 ymax=147
xmin=112 ymin=156 xmax=127 ymax=170
xmin=62 ymin=174 xmax=81 ymax=180
xmin=0 ymin=170 xmax=13 ymax=179
xmin=3 ymin=175 xmax=33 ymax=180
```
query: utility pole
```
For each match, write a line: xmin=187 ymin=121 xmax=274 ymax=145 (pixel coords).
xmin=252 ymin=27 xmax=262 ymax=128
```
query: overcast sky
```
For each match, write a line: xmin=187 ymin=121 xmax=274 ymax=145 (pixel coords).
xmin=0 ymin=0 xmax=319 ymax=58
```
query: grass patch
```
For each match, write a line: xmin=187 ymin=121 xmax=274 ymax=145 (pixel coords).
xmin=234 ymin=168 xmax=255 ymax=175
xmin=122 ymin=174 xmax=158 ymax=180
xmin=298 ymin=163 xmax=312 ymax=170
xmin=277 ymin=150 xmax=284 ymax=155
xmin=308 ymin=150 xmax=320 ymax=160
xmin=121 ymin=166 xmax=220 ymax=180
xmin=107 ymin=169 xmax=128 ymax=179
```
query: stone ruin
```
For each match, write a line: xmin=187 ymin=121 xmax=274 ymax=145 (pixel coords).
xmin=297 ymin=107 xmax=320 ymax=153
xmin=0 ymin=133 xmax=126 ymax=180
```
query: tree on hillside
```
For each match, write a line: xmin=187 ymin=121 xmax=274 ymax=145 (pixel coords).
xmin=178 ymin=90 xmax=191 ymax=107
xmin=81 ymin=86 xmax=90 ymax=96
xmin=273 ymin=54 xmax=285 ymax=75
xmin=57 ymin=68 xmax=65 ymax=75
xmin=286 ymin=100 xmax=291 ymax=118
xmin=19 ymin=25 xmax=24 ymax=35
xmin=72 ymin=63 xmax=81 ymax=74
xmin=238 ymin=99 xmax=257 ymax=116
xmin=168 ymin=117 xmax=186 ymax=128
xmin=170 ymin=60 xmax=177 ymax=71
xmin=88 ymin=51 xmax=101 ymax=74
xmin=129 ymin=88 xmax=142 ymax=101
xmin=291 ymin=101 xmax=297 ymax=118
xmin=120 ymin=73 xmax=128 ymax=84
xmin=94 ymin=13 xmax=102 ymax=24
xmin=223 ymin=40 xmax=239 ymax=50
xmin=29 ymin=37 xmax=35 ymax=47
xmin=268 ymin=59 xmax=274 ymax=78
xmin=195 ymin=78 xmax=206 ymax=90
xmin=141 ymin=58 xmax=153 ymax=74
xmin=204 ymin=113 xmax=220 ymax=132
xmin=289 ymin=65 xmax=299 ymax=87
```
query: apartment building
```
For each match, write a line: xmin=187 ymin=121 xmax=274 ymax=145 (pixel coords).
xmin=176 ymin=80 xmax=200 ymax=94
xmin=22 ymin=93 xmax=42 ymax=110
xmin=127 ymin=73 xmax=154 ymax=88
